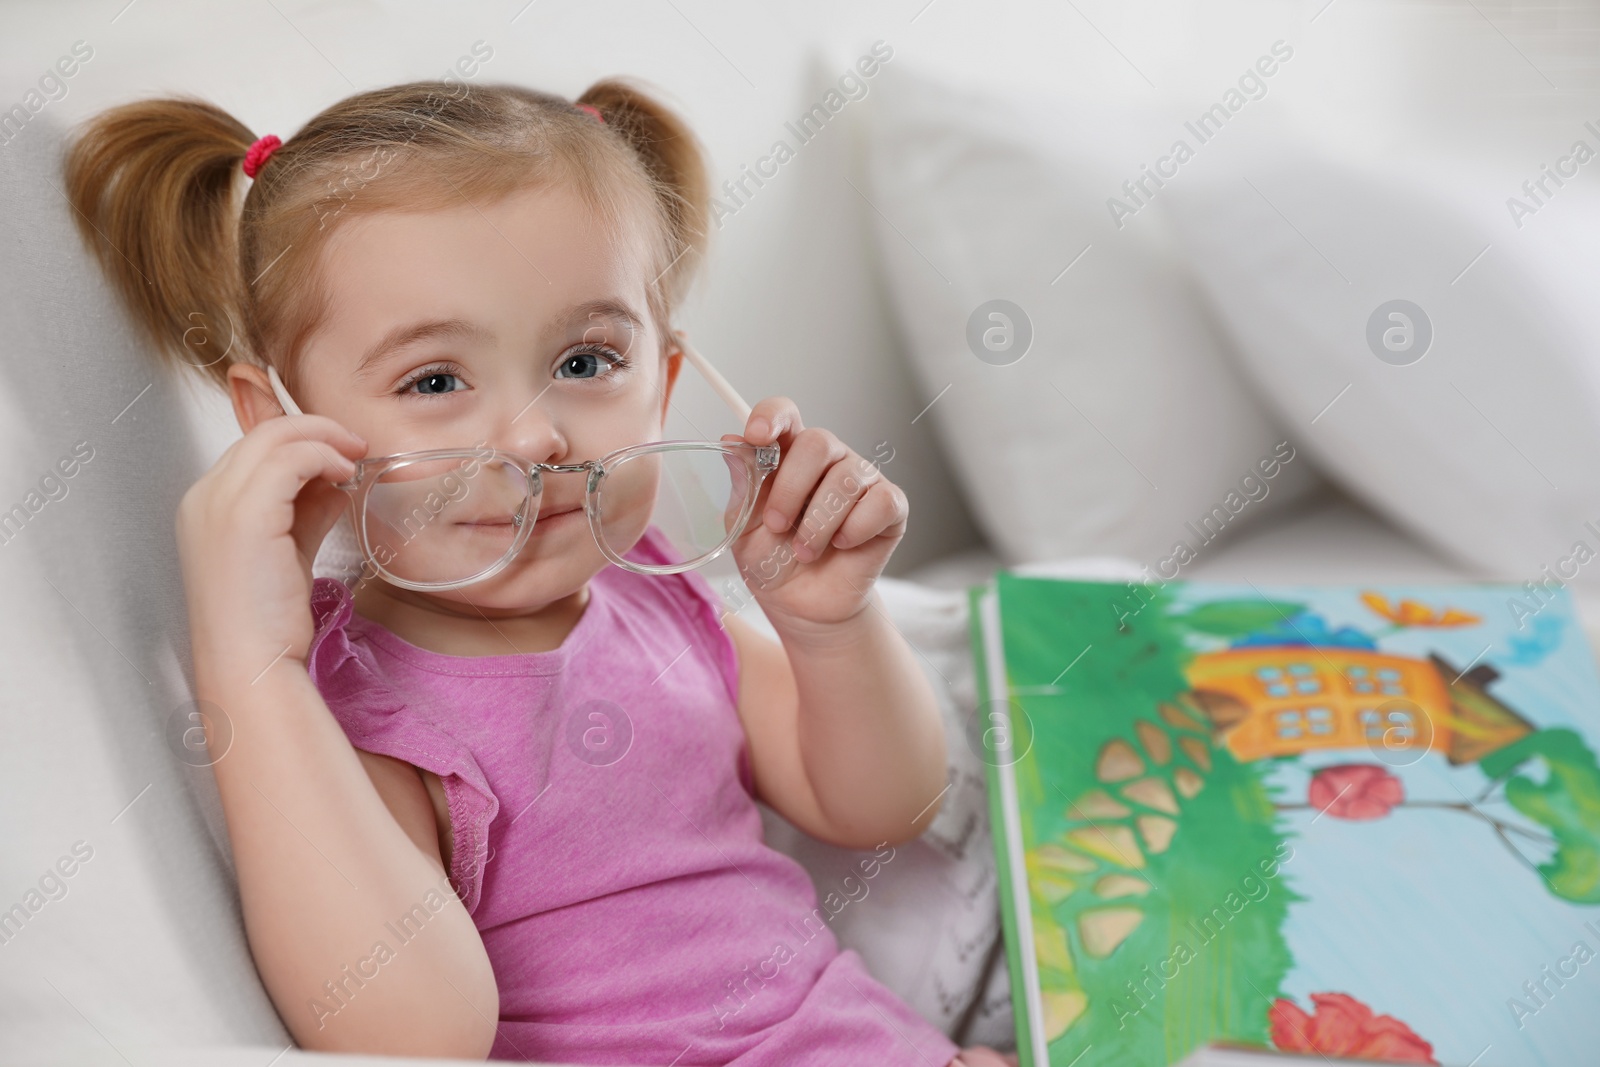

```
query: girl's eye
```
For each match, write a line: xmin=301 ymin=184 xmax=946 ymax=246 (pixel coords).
xmin=556 ymin=345 xmax=631 ymax=381
xmin=396 ymin=365 xmax=465 ymax=397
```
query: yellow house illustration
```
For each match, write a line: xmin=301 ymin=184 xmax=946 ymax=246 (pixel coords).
xmin=1182 ymin=646 xmax=1533 ymax=765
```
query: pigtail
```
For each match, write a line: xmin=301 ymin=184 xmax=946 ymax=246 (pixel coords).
xmin=576 ymin=79 xmax=709 ymax=307
xmin=63 ymin=97 xmax=254 ymax=390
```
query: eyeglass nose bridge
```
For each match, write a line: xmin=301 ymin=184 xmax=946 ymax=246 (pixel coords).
xmin=534 ymin=461 xmax=604 ymax=480
xmin=509 ymin=459 xmax=609 ymax=528
xmin=527 ymin=459 xmax=607 ymax=497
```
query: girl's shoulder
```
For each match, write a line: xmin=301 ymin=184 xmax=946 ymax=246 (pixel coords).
xmin=306 ymin=575 xmax=500 ymax=913
xmin=307 ymin=576 xmax=396 ymax=704
xmin=309 ymin=572 xmax=357 ymax=641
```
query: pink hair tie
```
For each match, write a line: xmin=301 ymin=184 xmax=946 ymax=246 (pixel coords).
xmin=242 ymin=134 xmax=282 ymax=178
xmin=575 ymin=103 xmax=604 ymax=124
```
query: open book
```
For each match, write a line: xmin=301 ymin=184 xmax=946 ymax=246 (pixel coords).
xmin=969 ymin=573 xmax=1600 ymax=1067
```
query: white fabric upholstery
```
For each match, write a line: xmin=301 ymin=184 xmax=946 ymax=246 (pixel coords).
xmin=1165 ymin=149 xmax=1600 ymax=587
xmin=0 ymin=112 xmax=307 ymax=1062
xmin=861 ymin=66 xmax=1321 ymax=568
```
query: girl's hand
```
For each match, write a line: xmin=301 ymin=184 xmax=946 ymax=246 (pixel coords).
xmin=177 ymin=413 xmax=367 ymax=683
xmin=723 ymin=397 xmax=905 ymax=634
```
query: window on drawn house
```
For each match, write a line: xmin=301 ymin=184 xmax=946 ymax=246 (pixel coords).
xmin=1359 ymin=706 xmax=1416 ymax=745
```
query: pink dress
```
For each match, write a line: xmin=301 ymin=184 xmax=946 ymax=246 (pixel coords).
xmin=305 ymin=525 xmax=961 ymax=1066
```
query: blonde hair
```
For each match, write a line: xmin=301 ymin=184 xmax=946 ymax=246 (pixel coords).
xmin=62 ymin=79 xmax=710 ymax=395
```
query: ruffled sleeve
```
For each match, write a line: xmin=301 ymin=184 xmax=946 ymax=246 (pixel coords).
xmin=306 ymin=577 xmax=501 ymax=916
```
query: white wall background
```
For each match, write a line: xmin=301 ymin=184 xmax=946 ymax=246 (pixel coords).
xmin=3 ymin=0 xmax=1595 ymax=572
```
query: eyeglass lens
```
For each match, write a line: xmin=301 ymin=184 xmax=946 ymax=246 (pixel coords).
xmin=362 ymin=455 xmax=532 ymax=589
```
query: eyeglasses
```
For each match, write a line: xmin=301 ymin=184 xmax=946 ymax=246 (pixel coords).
xmin=266 ymin=337 xmax=779 ymax=591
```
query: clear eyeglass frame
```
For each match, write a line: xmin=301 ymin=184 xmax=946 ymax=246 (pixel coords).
xmin=266 ymin=336 xmax=779 ymax=592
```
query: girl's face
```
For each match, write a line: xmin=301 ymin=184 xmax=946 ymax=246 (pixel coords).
xmin=293 ymin=182 xmax=682 ymax=614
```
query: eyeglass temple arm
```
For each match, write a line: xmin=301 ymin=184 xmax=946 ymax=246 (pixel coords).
xmin=673 ymin=332 xmax=754 ymax=426
xmin=266 ymin=336 xmax=757 ymax=429
xmin=266 ymin=364 xmax=305 ymax=417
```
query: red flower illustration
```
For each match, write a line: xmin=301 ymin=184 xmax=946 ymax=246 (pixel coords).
xmin=1309 ymin=764 xmax=1404 ymax=820
xmin=1271 ymin=992 xmax=1436 ymax=1064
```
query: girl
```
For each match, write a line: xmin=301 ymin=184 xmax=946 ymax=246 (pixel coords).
xmin=64 ymin=78 xmax=1015 ymax=1067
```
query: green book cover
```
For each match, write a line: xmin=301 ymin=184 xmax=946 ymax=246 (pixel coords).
xmin=970 ymin=572 xmax=1600 ymax=1067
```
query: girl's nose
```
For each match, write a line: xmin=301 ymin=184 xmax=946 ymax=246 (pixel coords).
xmin=486 ymin=388 xmax=568 ymax=464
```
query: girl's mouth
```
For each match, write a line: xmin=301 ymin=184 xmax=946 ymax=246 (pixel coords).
xmin=458 ymin=506 xmax=580 ymax=532
xmin=528 ymin=507 xmax=581 ymax=535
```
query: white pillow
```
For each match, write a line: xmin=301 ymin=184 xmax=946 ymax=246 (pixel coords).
xmin=1165 ymin=149 xmax=1600 ymax=583
xmin=861 ymin=67 xmax=1318 ymax=567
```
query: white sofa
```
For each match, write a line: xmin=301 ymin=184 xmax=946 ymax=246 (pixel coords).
xmin=5 ymin=4 xmax=1596 ymax=1066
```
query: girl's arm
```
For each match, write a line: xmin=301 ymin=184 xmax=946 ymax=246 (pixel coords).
xmin=198 ymin=663 xmax=498 ymax=1055
xmin=181 ymin=405 xmax=497 ymax=1057
xmin=723 ymin=604 xmax=948 ymax=850
xmin=721 ymin=403 xmax=948 ymax=851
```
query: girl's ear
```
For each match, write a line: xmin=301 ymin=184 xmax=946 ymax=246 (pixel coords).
xmin=228 ymin=363 xmax=286 ymax=434
xmin=659 ymin=344 xmax=684 ymax=423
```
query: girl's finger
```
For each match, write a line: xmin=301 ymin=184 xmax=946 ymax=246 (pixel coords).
xmin=742 ymin=396 xmax=803 ymax=446
xmin=828 ymin=479 xmax=908 ymax=551
xmin=239 ymin=439 xmax=359 ymax=526
xmin=761 ymin=428 xmax=848 ymax=532
xmin=789 ymin=456 xmax=881 ymax=560
xmin=290 ymin=479 xmax=356 ymax=563
xmin=252 ymin=411 xmax=367 ymax=457
xmin=213 ymin=414 xmax=366 ymax=493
